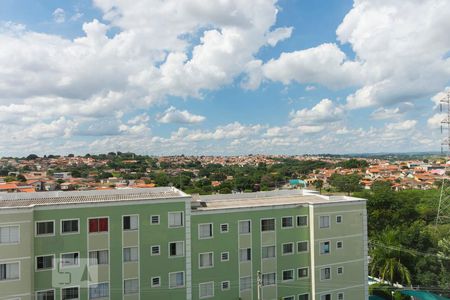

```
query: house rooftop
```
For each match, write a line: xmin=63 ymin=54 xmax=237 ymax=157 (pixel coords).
xmin=194 ymin=189 xmax=365 ymax=211
xmin=0 ymin=187 xmax=188 ymax=209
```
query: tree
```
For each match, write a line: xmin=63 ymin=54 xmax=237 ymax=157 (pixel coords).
xmin=329 ymin=173 xmax=362 ymax=195
xmin=26 ymin=154 xmax=39 ymax=160
xmin=369 ymin=229 xmax=413 ymax=286
xmin=16 ymin=174 xmax=27 ymax=182
xmin=313 ymin=179 xmax=324 ymax=194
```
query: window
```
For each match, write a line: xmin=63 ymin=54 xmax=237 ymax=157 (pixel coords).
xmin=88 ymin=218 xmax=108 ymax=233
xmin=61 ymin=219 xmax=78 ymax=234
xmin=298 ymin=294 xmax=309 ymax=300
xmin=199 ymin=281 xmax=214 ymax=298
xmin=36 ymin=221 xmax=54 ymax=236
xmin=199 ymin=223 xmax=213 ymax=239
xmin=297 ymin=215 xmax=308 ymax=227
xmin=151 ymin=245 xmax=160 ymax=256
xmin=0 ymin=225 xmax=19 ymax=244
xmin=123 ymin=247 xmax=138 ymax=262
xmin=36 ymin=255 xmax=53 ymax=270
xmin=239 ymin=248 xmax=251 ymax=262
xmin=151 ymin=215 xmax=160 ymax=225
xmin=262 ymin=245 xmax=275 ymax=259
xmin=0 ymin=262 xmax=19 ymax=280
xmin=337 ymin=292 xmax=344 ymax=300
xmin=123 ymin=215 xmax=138 ymax=231
xmin=320 ymin=267 xmax=331 ymax=280
xmin=169 ymin=271 xmax=184 ymax=288
xmin=221 ymin=252 xmax=229 ymax=261
xmin=320 ymin=294 xmax=331 ymax=300
xmin=298 ymin=267 xmax=308 ymax=279
xmin=61 ymin=252 xmax=79 ymax=268
xmin=199 ymin=252 xmax=213 ymax=268
xmin=220 ymin=223 xmax=229 ymax=233
xmin=320 ymin=241 xmax=330 ymax=254
xmin=336 ymin=215 xmax=343 ymax=223
xmin=89 ymin=282 xmax=109 ymax=299
xmin=283 ymin=297 xmax=295 ymax=300
xmin=282 ymin=216 xmax=293 ymax=228
xmin=282 ymin=269 xmax=294 ymax=281
xmin=151 ymin=276 xmax=161 ymax=287
xmin=124 ymin=279 xmax=139 ymax=294
xmin=261 ymin=218 xmax=275 ymax=231
xmin=262 ymin=273 xmax=276 ymax=286
xmin=169 ymin=241 xmax=184 ymax=257
xmin=239 ymin=220 xmax=251 ymax=234
xmin=337 ymin=241 xmax=343 ymax=249
xmin=297 ymin=241 xmax=308 ymax=253
xmin=168 ymin=212 xmax=183 ymax=227
xmin=36 ymin=290 xmax=55 ymax=300
xmin=89 ymin=250 xmax=108 ymax=265
xmin=239 ymin=276 xmax=251 ymax=291
xmin=282 ymin=243 xmax=294 ymax=255
xmin=62 ymin=287 xmax=78 ymax=300
xmin=319 ymin=216 xmax=330 ymax=228
xmin=337 ymin=266 xmax=344 ymax=275
xmin=221 ymin=281 xmax=230 ymax=291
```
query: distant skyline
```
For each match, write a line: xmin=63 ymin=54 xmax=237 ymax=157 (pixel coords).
xmin=0 ymin=0 xmax=449 ymax=156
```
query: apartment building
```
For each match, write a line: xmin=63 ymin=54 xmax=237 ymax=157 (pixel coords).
xmin=0 ymin=188 xmax=367 ymax=300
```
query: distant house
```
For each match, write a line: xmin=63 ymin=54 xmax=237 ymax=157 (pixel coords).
xmin=289 ymin=179 xmax=307 ymax=188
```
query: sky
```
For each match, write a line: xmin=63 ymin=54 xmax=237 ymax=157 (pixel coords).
xmin=0 ymin=0 xmax=449 ymax=156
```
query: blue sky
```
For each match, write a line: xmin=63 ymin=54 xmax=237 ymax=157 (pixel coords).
xmin=0 ymin=0 xmax=449 ymax=156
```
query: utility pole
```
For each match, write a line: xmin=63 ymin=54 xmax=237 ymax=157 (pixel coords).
xmin=257 ymin=270 xmax=262 ymax=300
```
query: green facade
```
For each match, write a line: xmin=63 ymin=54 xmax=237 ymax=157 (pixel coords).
xmin=0 ymin=189 xmax=367 ymax=300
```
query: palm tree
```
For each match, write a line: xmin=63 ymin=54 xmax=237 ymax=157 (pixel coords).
xmin=369 ymin=229 xmax=414 ymax=286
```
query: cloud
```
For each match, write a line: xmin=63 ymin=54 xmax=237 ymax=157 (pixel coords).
xmin=370 ymin=102 xmax=414 ymax=120
xmin=157 ymin=106 xmax=205 ymax=124
xmin=266 ymin=27 xmax=293 ymax=47
xmin=289 ymin=99 xmax=345 ymax=126
xmin=52 ymin=8 xmax=66 ymax=23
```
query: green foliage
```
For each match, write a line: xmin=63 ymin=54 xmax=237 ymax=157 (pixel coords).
xmin=337 ymin=158 xmax=369 ymax=169
xmin=329 ymin=173 xmax=362 ymax=195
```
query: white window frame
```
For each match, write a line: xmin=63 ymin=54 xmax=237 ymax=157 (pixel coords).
xmin=220 ymin=251 xmax=229 ymax=262
xmin=35 ymin=220 xmax=55 ymax=237
xmin=221 ymin=280 xmax=230 ymax=291
xmin=35 ymin=254 xmax=55 ymax=271
xmin=88 ymin=249 xmax=109 ymax=266
xmin=239 ymin=248 xmax=251 ymax=262
xmin=87 ymin=216 xmax=109 ymax=234
xmin=199 ymin=252 xmax=214 ymax=269
xmin=60 ymin=219 xmax=79 ymax=235
xmin=60 ymin=251 xmax=80 ymax=269
xmin=150 ymin=215 xmax=160 ymax=225
xmin=320 ymin=267 xmax=331 ymax=281
xmin=319 ymin=215 xmax=330 ymax=229
xmin=261 ymin=218 xmax=275 ymax=232
xmin=168 ymin=241 xmax=184 ymax=258
xmin=296 ymin=215 xmax=308 ymax=227
xmin=238 ymin=220 xmax=251 ymax=235
xmin=319 ymin=241 xmax=330 ymax=255
xmin=88 ymin=281 xmax=109 ymax=299
xmin=198 ymin=223 xmax=213 ymax=239
xmin=123 ymin=278 xmax=139 ymax=294
xmin=320 ymin=294 xmax=331 ymax=300
xmin=168 ymin=271 xmax=185 ymax=289
xmin=168 ymin=211 xmax=184 ymax=228
xmin=0 ymin=224 xmax=20 ymax=244
xmin=337 ymin=266 xmax=344 ymax=275
xmin=282 ymin=242 xmax=294 ymax=256
xmin=123 ymin=247 xmax=139 ymax=263
xmin=122 ymin=215 xmax=139 ymax=231
xmin=199 ymin=281 xmax=214 ymax=299
xmin=281 ymin=216 xmax=294 ymax=228
xmin=220 ymin=223 xmax=229 ymax=233
xmin=35 ymin=289 xmax=55 ymax=300
xmin=0 ymin=261 xmax=20 ymax=281
xmin=298 ymin=293 xmax=310 ymax=300
xmin=336 ymin=240 xmax=343 ymax=249
xmin=297 ymin=267 xmax=309 ymax=279
xmin=282 ymin=269 xmax=294 ymax=282
xmin=297 ymin=241 xmax=309 ymax=253
xmin=261 ymin=245 xmax=276 ymax=259
xmin=336 ymin=215 xmax=343 ymax=224
xmin=261 ymin=272 xmax=276 ymax=286
xmin=151 ymin=276 xmax=161 ymax=287
xmin=337 ymin=292 xmax=344 ymax=300
xmin=151 ymin=245 xmax=160 ymax=256
xmin=239 ymin=276 xmax=251 ymax=291
xmin=283 ymin=296 xmax=295 ymax=300
xmin=61 ymin=285 xmax=79 ymax=300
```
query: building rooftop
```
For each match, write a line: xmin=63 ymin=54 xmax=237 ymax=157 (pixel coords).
xmin=194 ymin=189 xmax=365 ymax=211
xmin=0 ymin=187 xmax=188 ymax=209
